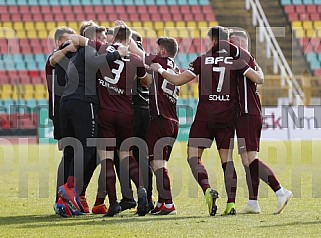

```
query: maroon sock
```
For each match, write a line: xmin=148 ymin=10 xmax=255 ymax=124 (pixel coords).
xmin=244 ymin=165 xmax=257 ymax=200
xmin=249 ymin=159 xmax=260 ymax=200
xmin=155 ymin=168 xmax=173 ymax=204
xmin=122 ymin=156 xmax=143 ymax=188
xmin=258 ymin=158 xmax=281 ymax=192
xmin=95 ymin=159 xmax=116 ymax=206
xmin=66 ymin=176 xmax=76 ymax=189
xmin=222 ymin=161 xmax=237 ymax=203
xmin=188 ymin=157 xmax=210 ymax=194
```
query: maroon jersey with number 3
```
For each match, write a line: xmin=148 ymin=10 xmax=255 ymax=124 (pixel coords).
xmin=187 ymin=47 xmax=250 ymax=124
xmin=97 ymin=43 xmax=147 ymax=114
xmin=144 ymin=54 xmax=180 ymax=122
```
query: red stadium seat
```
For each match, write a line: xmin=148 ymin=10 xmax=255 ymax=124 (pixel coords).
xmin=42 ymin=6 xmax=51 ymax=14
xmin=149 ymin=14 xmax=162 ymax=21
xmin=32 ymin=13 xmax=43 ymax=21
xmin=126 ymin=6 xmax=137 ymax=13
xmin=306 ymin=5 xmax=317 ymax=13
xmin=295 ymin=5 xmax=306 ymax=14
xmin=0 ymin=14 xmax=10 ymax=21
xmin=128 ymin=13 xmax=140 ymax=21
xmin=284 ymin=5 xmax=295 ymax=13
xmin=105 ymin=6 xmax=115 ymax=13
xmin=181 ymin=6 xmax=190 ymax=14
xmin=22 ymin=14 xmax=33 ymax=21
xmin=93 ymin=6 xmax=104 ymax=14
xmin=19 ymin=6 xmax=30 ymax=13
xmin=72 ymin=6 xmax=83 ymax=13
xmin=288 ymin=12 xmax=299 ymax=21
xmin=137 ymin=6 xmax=147 ymax=13
xmin=0 ymin=6 xmax=8 ymax=13
xmin=9 ymin=6 xmax=19 ymax=14
xmin=299 ymin=13 xmax=310 ymax=21
xmin=30 ymin=6 xmax=40 ymax=13
xmin=310 ymin=13 xmax=320 ymax=21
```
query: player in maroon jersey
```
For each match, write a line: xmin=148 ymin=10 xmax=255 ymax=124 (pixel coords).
xmin=150 ymin=26 xmax=264 ymax=216
xmin=130 ymin=36 xmax=180 ymax=215
xmin=93 ymin=26 xmax=152 ymax=217
xmin=230 ymin=30 xmax=292 ymax=214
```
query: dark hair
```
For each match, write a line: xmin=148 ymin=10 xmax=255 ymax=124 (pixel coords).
xmin=229 ymin=30 xmax=248 ymax=39
xmin=83 ymin=25 xmax=106 ymax=40
xmin=54 ymin=27 xmax=75 ymax=41
xmin=79 ymin=20 xmax=97 ymax=36
xmin=157 ymin=37 xmax=178 ymax=58
xmin=207 ymin=26 xmax=229 ymax=42
xmin=132 ymin=30 xmax=142 ymax=43
xmin=113 ymin=26 xmax=132 ymax=42
xmin=106 ymin=27 xmax=114 ymax=36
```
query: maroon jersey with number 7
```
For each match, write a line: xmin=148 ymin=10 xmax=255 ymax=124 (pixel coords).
xmin=187 ymin=47 xmax=250 ymax=124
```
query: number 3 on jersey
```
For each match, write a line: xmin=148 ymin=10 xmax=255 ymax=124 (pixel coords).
xmin=161 ymin=68 xmax=179 ymax=99
xmin=104 ymin=60 xmax=124 ymax=84
xmin=213 ymin=67 xmax=225 ymax=92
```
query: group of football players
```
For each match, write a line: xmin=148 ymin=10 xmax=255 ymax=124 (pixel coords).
xmin=45 ymin=19 xmax=292 ymax=218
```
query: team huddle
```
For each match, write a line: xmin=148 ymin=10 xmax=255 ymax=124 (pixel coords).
xmin=45 ymin=20 xmax=293 ymax=218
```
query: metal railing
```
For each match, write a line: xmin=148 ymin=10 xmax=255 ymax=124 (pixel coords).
xmin=245 ymin=0 xmax=304 ymax=105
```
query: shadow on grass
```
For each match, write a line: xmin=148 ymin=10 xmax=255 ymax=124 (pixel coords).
xmin=259 ymin=220 xmax=321 ymax=228
xmin=0 ymin=214 xmax=209 ymax=228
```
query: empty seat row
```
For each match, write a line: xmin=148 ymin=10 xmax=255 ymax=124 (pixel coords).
xmin=0 ymin=84 xmax=48 ymax=100
xmin=292 ymin=20 xmax=321 ymax=28
xmin=281 ymin=0 xmax=321 ymax=5
xmin=0 ymin=5 xmax=214 ymax=15
xmin=0 ymin=114 xmax=38 ymax=129
xmin=0 ymin=24 xmax=217 ymax=40
xmin=1 ymin=20 xmax=217 ymax=32
xmin=284 ymin=4 xmax=321 ymax=13
xmin=299 ymin=37 xmax=321 ymax=53
xmin=1 ymin=11 xmax=215 ymax=22
xmin=293 ymin=27 xmax=321 ymax=38
xmin=0 ymin=0 xmax=210 ymax=6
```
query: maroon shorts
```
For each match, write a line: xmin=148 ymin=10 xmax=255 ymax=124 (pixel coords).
xmin=235 ymin=114 xmax=262 ymax=154
xmin=188 ymin=120 xmax=235 ymax=150
xmin=146 ymin=116 xmax=178 ymax=161
xmin=98 ymin=109 xmax=134 ymax=151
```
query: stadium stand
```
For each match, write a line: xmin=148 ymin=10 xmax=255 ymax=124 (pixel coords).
xmin=1 ymin=0 xmax=319 ymax=134
xmin=0 ymin=0 xmax=217 ymax=134
xmin=281 ymin=1 xmax=321 ymax=76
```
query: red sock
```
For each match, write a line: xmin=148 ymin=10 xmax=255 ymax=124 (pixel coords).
xmin=66 ymin=176 xmax=76 ymax=189
xmin=248 ymin=159 xmax=260 ymax=200
xmin=222 ymin=161 xmax=237 ymax=203
xmin=188 ymin=157 xmax=210 ymax=193
xmin=155 ymin=168 xmax=173 ymax=204
xmin=258 ymin=158 xmax=281 ymax=192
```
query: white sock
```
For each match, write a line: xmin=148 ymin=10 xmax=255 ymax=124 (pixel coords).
xmin=275 ymin=186 xmax=285 ymax=197
xmin=248 ymin=200 xmax=259 ymax=206
xmin=157 ymin=202 xmax=163 ymax=208
xmin=164 ymin=203 xmax=173 ymax=209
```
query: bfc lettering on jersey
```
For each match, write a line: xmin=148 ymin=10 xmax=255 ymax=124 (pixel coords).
xmin=205 ymin=56 xmax=233 ymax=65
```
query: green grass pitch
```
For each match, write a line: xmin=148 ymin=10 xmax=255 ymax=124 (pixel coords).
xmin=0 ymin=141 xmax=321 ymax=237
